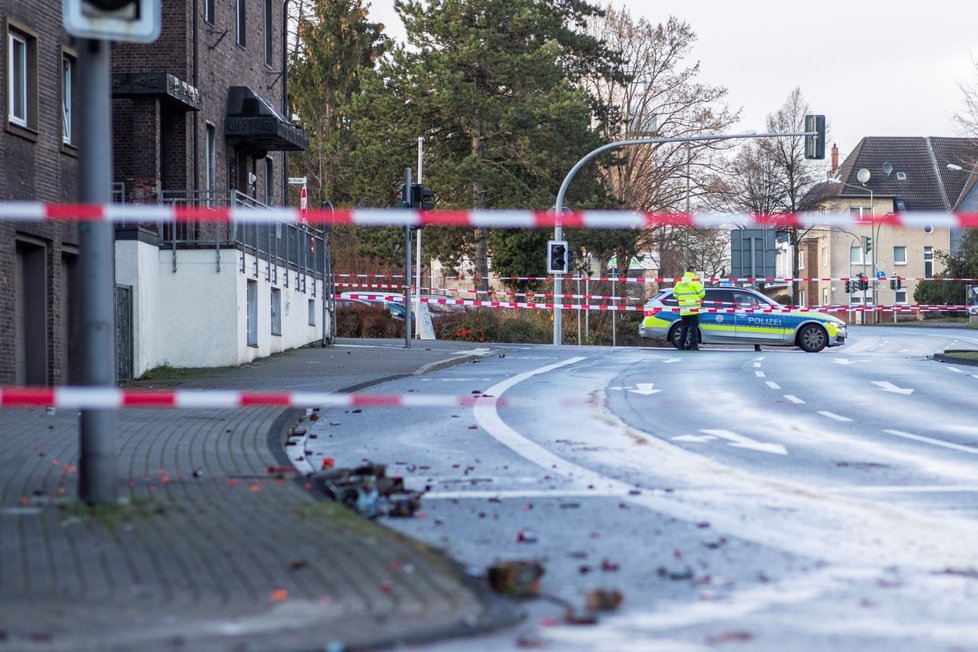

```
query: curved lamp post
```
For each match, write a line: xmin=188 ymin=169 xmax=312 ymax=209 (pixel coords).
xmin=552 ymin=129 xmax=815 ymax=345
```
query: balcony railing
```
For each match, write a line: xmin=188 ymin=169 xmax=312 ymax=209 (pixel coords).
xmin=129 ymin=189 xmax=326 ymax=290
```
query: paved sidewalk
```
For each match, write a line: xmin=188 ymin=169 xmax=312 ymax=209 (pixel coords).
xmin=0 ymin=339 xmax=520 ymax=651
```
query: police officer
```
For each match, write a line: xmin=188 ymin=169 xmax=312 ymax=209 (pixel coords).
xmin=674 ymin=267 xmax=705 ymax=350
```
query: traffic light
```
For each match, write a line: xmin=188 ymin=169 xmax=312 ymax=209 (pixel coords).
xmin=63 ymin=0 xmax=161 ymax=42
xmin=857 ymin=274 xmax=868 ymax=291
xmin=890 ymin=277 xmax=902 ymax=291
xmin=547 ymin=240 xmax=569 ymax=274
xmin=411 ymin=184 xmax=435 ymax=210
xmin=863 ymin=236 xmax=872 ymax=254
xmin=804 ymin=114 xmax=826 ymax=160
xmin=844 ymin=279 xmax=851 ymax=293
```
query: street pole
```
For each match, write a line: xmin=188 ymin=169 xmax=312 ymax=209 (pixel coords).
xmin=77 ymin=38 xmax=118 ymax=506
xmin=553 ymin=220 xmax=564 ymax=345
xmin=321 ymin=201 xmax=334 ymax=345
xmin=416 ymin=137 xmax=423 ymax=339
xmin=869 ymin=190 xmax=877 ymax=324
xmin=552 ymin=130 xmax=815 ymax=345
xmin=403 ymin=167 xmax=412 ymax=349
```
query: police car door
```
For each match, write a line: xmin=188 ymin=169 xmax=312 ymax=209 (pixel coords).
xmin=732 ymin=290 xmax=785 ymax=342
xmin=702 ymin=288 xmax=739 ymax=343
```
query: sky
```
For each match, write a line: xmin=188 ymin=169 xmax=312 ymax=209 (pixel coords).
xmin=364 ymin=0 xmax=978 ymax=161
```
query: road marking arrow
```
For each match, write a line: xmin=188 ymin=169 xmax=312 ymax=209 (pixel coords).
xmin=672 ymin=434 xmax=718 ymax=443
xmin=700 ymin=429 xmax=788 ymax=455
xmin=629 ymin=383 xmax=661 ymax=395
xmin=660 ymin=358 xmax=681 ymax=364
xmin=872 ymin=381 xmax=914 ymax=395
xmin=833 ymin=359 xmax=865 ymax=365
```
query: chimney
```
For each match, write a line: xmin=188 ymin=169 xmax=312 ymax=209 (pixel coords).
xmin=831 ymin=143 xmax=839 ymax=174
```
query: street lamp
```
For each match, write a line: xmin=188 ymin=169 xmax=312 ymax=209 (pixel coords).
xmin=827 ymin=174 xmax=876 ymax=318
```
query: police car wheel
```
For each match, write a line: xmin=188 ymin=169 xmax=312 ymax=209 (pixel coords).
xmin=798 ymin=324 xmax=827 ymax=353
xmin=669 ymin=326 xmax=683 ymax=349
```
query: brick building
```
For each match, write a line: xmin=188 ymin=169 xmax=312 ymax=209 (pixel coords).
xmin=1 ymin=1 xmax=82 ymax=385
xmin=2 ymin=0 xmax=318 ymax=385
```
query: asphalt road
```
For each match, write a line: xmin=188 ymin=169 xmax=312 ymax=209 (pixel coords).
xmin=292 ymin=327 xmax=978 ymax=651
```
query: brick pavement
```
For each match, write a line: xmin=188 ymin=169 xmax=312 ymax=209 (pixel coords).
xmin=0 ymin=339 xmax=519 ymax=651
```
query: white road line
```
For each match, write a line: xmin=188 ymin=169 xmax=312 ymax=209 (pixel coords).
xmin=882 ymin=429 xmax=978 ymax=455
xmin=784 ymin=394 xmax=805 ymax=404
xmin=827 ymin=485 xmax=978 ymax=495
xmin=754 ymin=370 xmax=766 ymax=378
xmin=472 ymin=357 xmax=627 ymax=490
xmin=947 ymin=367 xmax=965 ymax=374
xmin=753 ymin=362 xmax=762 ymax=368
xmin=425 ymin=488 xmax=626 ymax=500
xmin=818 ymin=411 xmax=853 ymax=422
xmin=765 ymin=381 xmax=781 ymax=390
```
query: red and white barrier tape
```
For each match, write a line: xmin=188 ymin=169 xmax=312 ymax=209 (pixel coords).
xmin=4 ymin=203 xmax=978 ymax=229
xmin=0 ymin=386 xmax=519 ymax=410
xmin=342 ymin=293 xmax=974 ymax=314
xmin=341 ymin=272 xmax=978 ymax=284
xmin=344 ymin=293 xmax=647 ymax=312
xmin=341 ymin=285 xmax=640 ymax=302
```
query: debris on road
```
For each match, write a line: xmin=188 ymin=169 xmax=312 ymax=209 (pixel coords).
xmin=584 ymin=588 xmax=623 ymax=612
xmin=311 ymin=463 xmax=424 ymax=518
xmin=487 ymin=560 xmax=545 ymax=596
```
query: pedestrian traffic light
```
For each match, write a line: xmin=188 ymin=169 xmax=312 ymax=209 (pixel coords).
xmin=890 ymin=276 xmax=902 ymax=291
xmin=63 ymin=0 xmax=161 ymax=42
xmin=804 ymin=114 xmax=826 ymax=160
xmin=844 ymin=279 xmax=851 ymax=293
xmin=857 ymin=274 xmax=868 ymax=291
xmin=411 ymin=184 xmax=435 ymax=210
xmin=547 ymin=240 xmax=569 ymax=274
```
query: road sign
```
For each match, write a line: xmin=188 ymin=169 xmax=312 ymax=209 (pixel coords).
xmin=64 ymin=0 xmax=161 ymax=42
xmin=876 ymin=271 xmax=886 ymax=280
xmin=288 ymin=176 xmax=307 ymax=185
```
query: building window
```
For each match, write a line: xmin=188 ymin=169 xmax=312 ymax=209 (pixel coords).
xmin=822 ymin=288 xmax=829 ymax=306
xmin=205 ymin=123 xmax=216 ymax=200
xmin=204 ymin=0 xmax=215 ymax=24
xmin=236 ymin=0 xmax=247 ymax=46
xmin=895 ymin=289 xmax=907 ymax=304
xmin=264 ymin=0 xmax=273 ymax=67
xmin=308 ymin=299 xmax=316 ymax=326
xmin=61 ymin=52 xmax=76 ymax=146
xmin=850 ymin=245 xmax=864 ymax=265
xmin=821 ymin=247 xmax=828 ymax=268
xmin=798 ymin=290 xmax=805 ymax=306
xmin=924 ymin=246 xmax=933 ymax=278
xmin=893 ymin=246 xmax=907 ymax=265
xmin=7 ymin=24 xmax=38 ymax=133
xmin=264 ymin=158 xmax=273 ymax=205
xmin=270 ymin=288 xmax=282 ymax=335
xmin=798 ymin=251 xmax=805 ymax=270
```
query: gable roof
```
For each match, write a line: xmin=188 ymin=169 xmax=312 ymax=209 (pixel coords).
xmin=807 ymin=136 xmax=978 ymax=211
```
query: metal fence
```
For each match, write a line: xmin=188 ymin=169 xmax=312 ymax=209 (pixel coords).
xmin=152 ymin=190 xmax=326 ymax=287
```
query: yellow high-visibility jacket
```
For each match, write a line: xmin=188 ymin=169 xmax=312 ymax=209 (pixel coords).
xmin=674 ymin=272 xmax=705 ymax=316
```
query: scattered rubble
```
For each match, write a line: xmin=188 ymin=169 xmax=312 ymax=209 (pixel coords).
xmin=487 ymin=560 xmax=545 ymax=596
xmin=311 ymin=463 xmax=424 ymax=519
xmin=584 ymin=588 xmax=623 ymax=612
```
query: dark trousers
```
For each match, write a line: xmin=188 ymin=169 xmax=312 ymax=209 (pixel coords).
xmin=678 ymin=313 xmax=700 ymax=350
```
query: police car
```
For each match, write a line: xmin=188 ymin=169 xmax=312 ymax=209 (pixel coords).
xmin=639 ymin=286 xmax=847 ymax=352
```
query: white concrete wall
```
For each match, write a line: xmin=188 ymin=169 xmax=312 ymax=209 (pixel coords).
xmin=115 ymin=238 xmax=163 ymax=378
xmin=118 ymin=245 xmax=327 ymax=375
